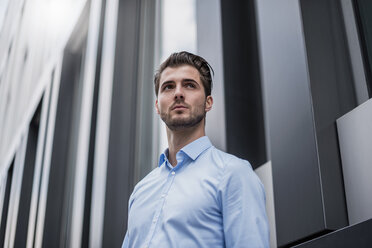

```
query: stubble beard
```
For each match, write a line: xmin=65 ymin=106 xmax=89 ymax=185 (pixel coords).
xmin=160 ymin=103 xmax=206 ymax=131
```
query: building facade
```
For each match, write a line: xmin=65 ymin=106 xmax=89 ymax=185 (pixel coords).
xmin=0 ymin=0 xmax=371 ymax=247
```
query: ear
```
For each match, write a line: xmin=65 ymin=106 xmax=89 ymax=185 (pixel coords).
xmin=155 ymin=99 xmax=160 ymax=114
xmin=205 ymin=95 xmax=213 ymax=112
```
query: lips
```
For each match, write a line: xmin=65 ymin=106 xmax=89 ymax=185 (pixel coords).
xmin=172 ymin=104 xmax=188 ymax=110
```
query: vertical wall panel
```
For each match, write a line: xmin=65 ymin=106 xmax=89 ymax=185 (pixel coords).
xmin=0 ymin=163 xmax=13 ymax=247
xmin=255 ymin=0 xmax=325 ymax=246
xmin=255 ymin=0 xmax=355 ymax=245
xmin=134 ymin=0 xmax=157 ymax=184
xmin=337 ymin=99 xmax=372 ymax=225
xmin=220 ymin=0 xmax=267 ymax=169
xmin=101 ymin=0 xmax=144 ymax=247
xmin=300 ymin=0 xmax=351 ymax=231
xmin=14 ymin=102 xmax=42 ymax=248
xmin=353 ymin=0 xmax=372 ymax=96
xmin=89 ymin=0 xmax=119 ymax=246
xmin=340 ymin=0 xmax=369 ymax=104
xmin=26 ymin=70 xmax=55 ymax=248
xmin=42 ymin=48 xmax=85 ymax=248
xmin=196 ymin=0 xmax=226 ymax=151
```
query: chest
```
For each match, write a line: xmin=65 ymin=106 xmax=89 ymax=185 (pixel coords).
xmin=163 ymin=170 xmax=221 ymax=223
xmin=128 ymin=166 xmax=222 ymax=231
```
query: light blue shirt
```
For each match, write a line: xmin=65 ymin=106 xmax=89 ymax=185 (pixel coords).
xmin=122 ymin=136 xmax=269 ymax=248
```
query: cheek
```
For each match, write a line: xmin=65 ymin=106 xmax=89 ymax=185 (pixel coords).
xmin=193 ymin=95 xmax=207 ymax=108
xmin=157 ymin=98 xmax=169 ymax=112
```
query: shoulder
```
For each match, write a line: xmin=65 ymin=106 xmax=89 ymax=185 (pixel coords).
xmin=210 ymin=147 xmax=264 ymax=192
xmin=130 ymin=167 xmax=161 ymax=198
xmin=209 ymin=146 xmax=253 ymax=173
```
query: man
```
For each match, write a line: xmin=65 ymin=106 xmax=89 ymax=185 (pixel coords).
xmin=122 ymin=52 xmax=269 ymax=247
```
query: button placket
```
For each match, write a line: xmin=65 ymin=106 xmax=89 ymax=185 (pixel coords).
xmin=143 ymin=168 xmax=177 ymax=247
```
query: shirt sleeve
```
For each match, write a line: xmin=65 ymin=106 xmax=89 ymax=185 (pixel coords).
xmin=121 ymin=231 xmax=129 ymax=248
xmin=218 ymin=159 xmax=270 ymax=248
xmin=122 ymin=190 xmax=136 ymax=248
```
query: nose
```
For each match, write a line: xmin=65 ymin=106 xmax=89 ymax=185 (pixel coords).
xmin=174 ymin=84 xmax=184 ymax=100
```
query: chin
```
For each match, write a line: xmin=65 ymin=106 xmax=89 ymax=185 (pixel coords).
xmin=170 ymin=118 xmax=190 ymax=125
xmin=171 ymin=114 xmax=189 ymax=121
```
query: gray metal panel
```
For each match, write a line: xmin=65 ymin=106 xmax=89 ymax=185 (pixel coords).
xmin=255 ymin=0 xmax=325 ymax=246
xmin=33 ymin=59 xmax=63 ymax=248
xmin=340 ymin=0 xmax=370 ymax=105
xmin=294 ymin=218 xmax=372 ymax=248
xmin=26 ymin=75 xmax=52 ymax=248
xmin=220 ymin=0 xmax=267 ymax=168
xmin=134 ymin=0 xmax=157 ymax=184
xmin=0 ymin=162 xmax=13 ymax=247
xmin=14 ymin=102 xmax=42 ymax=248
xmin=196 ymin=0 xmax=226 ymax=151
xmin=4 ymin=132 xmax=28 ymax=248
xmin=300 ymin=0 xmax=351 ymax=231
xmin=42 ymin=47 xmax=85 ymax=248
xmin=337 ymin=99 xmax=372 ymax=225
xmin=89 ymin=0 xmax=118 ymax=246
xmin=69 ymin=0 xmax=103 ymax=246
xmin=101 ymin=0 xmax=143 ymax=247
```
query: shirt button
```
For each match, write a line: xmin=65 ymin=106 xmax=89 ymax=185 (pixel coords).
xmin=161 ymin=194 xmax=166 ymax=198
xmin=171 ymin=171 xmax=175 ymax=175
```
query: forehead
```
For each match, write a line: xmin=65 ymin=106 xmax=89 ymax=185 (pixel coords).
xmin=159 ymin=65 xmax=201 ymax=84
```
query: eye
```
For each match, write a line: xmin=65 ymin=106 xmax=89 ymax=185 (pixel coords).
xmin=162 ymin=84 xmax=174 ymax=90
xmin=185 ymin=83 xmax=196 ymax=88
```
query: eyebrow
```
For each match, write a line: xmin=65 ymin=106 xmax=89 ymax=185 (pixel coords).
xmin=183 ymin=79 xmax=198 ymax=84
xmin=161 ymin=78 xmax=199 ymax=87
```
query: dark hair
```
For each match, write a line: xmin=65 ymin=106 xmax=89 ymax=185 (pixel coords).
xmin=154 ymin=51 xmax=214 ymax=97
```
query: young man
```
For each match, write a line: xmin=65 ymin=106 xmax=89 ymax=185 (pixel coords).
xmin=122 ymin=52 xmax=269 ymax=248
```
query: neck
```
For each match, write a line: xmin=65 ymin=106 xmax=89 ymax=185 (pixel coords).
xmin=166 ymin=119 xmax=206 ymax=166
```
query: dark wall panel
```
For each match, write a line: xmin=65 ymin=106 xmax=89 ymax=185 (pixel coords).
xmin=43 ymin=50 xmax=84 ymax=247
xmin=353 ymin=0 xmax=372 ymax=96
xmin=0 ymin=163 xmax=14 ymax=247
xmin=103 ymin=0 xmax=141 ymax=247
xmin=220 ymin=0 xmax=266 ymax=169
xmin=254 ymin=0 xmax=353 ymax=246
xmin=294 ymin=218 xmax=372 ymax=248
xmin=300 ymin=0 xmax=353 ymax=231
xmin=14 ymin=101 xmax=42 ymax=248
xmin=254 ymin=0 xmax=326 ymax=246
xmin=81 ymin=1 xmax=106 ymax=247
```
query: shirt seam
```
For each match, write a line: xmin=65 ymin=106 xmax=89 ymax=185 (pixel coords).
xmin=216 ymin=154 xmax=235 ymax=209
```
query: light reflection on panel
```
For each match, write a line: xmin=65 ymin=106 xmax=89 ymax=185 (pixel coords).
xmin=337 ymin=98 xmax=372 ymax=225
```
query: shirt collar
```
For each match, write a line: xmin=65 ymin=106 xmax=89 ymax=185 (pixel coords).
xmin=158 ymin=136 xmax=212 ymax=167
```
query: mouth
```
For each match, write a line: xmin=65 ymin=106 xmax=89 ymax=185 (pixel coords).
xmin=172 ymin=105 xmax=188 ymax=110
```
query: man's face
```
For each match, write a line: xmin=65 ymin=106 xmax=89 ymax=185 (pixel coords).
xmin=155 ymin=65 xmax=213 ymax=131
